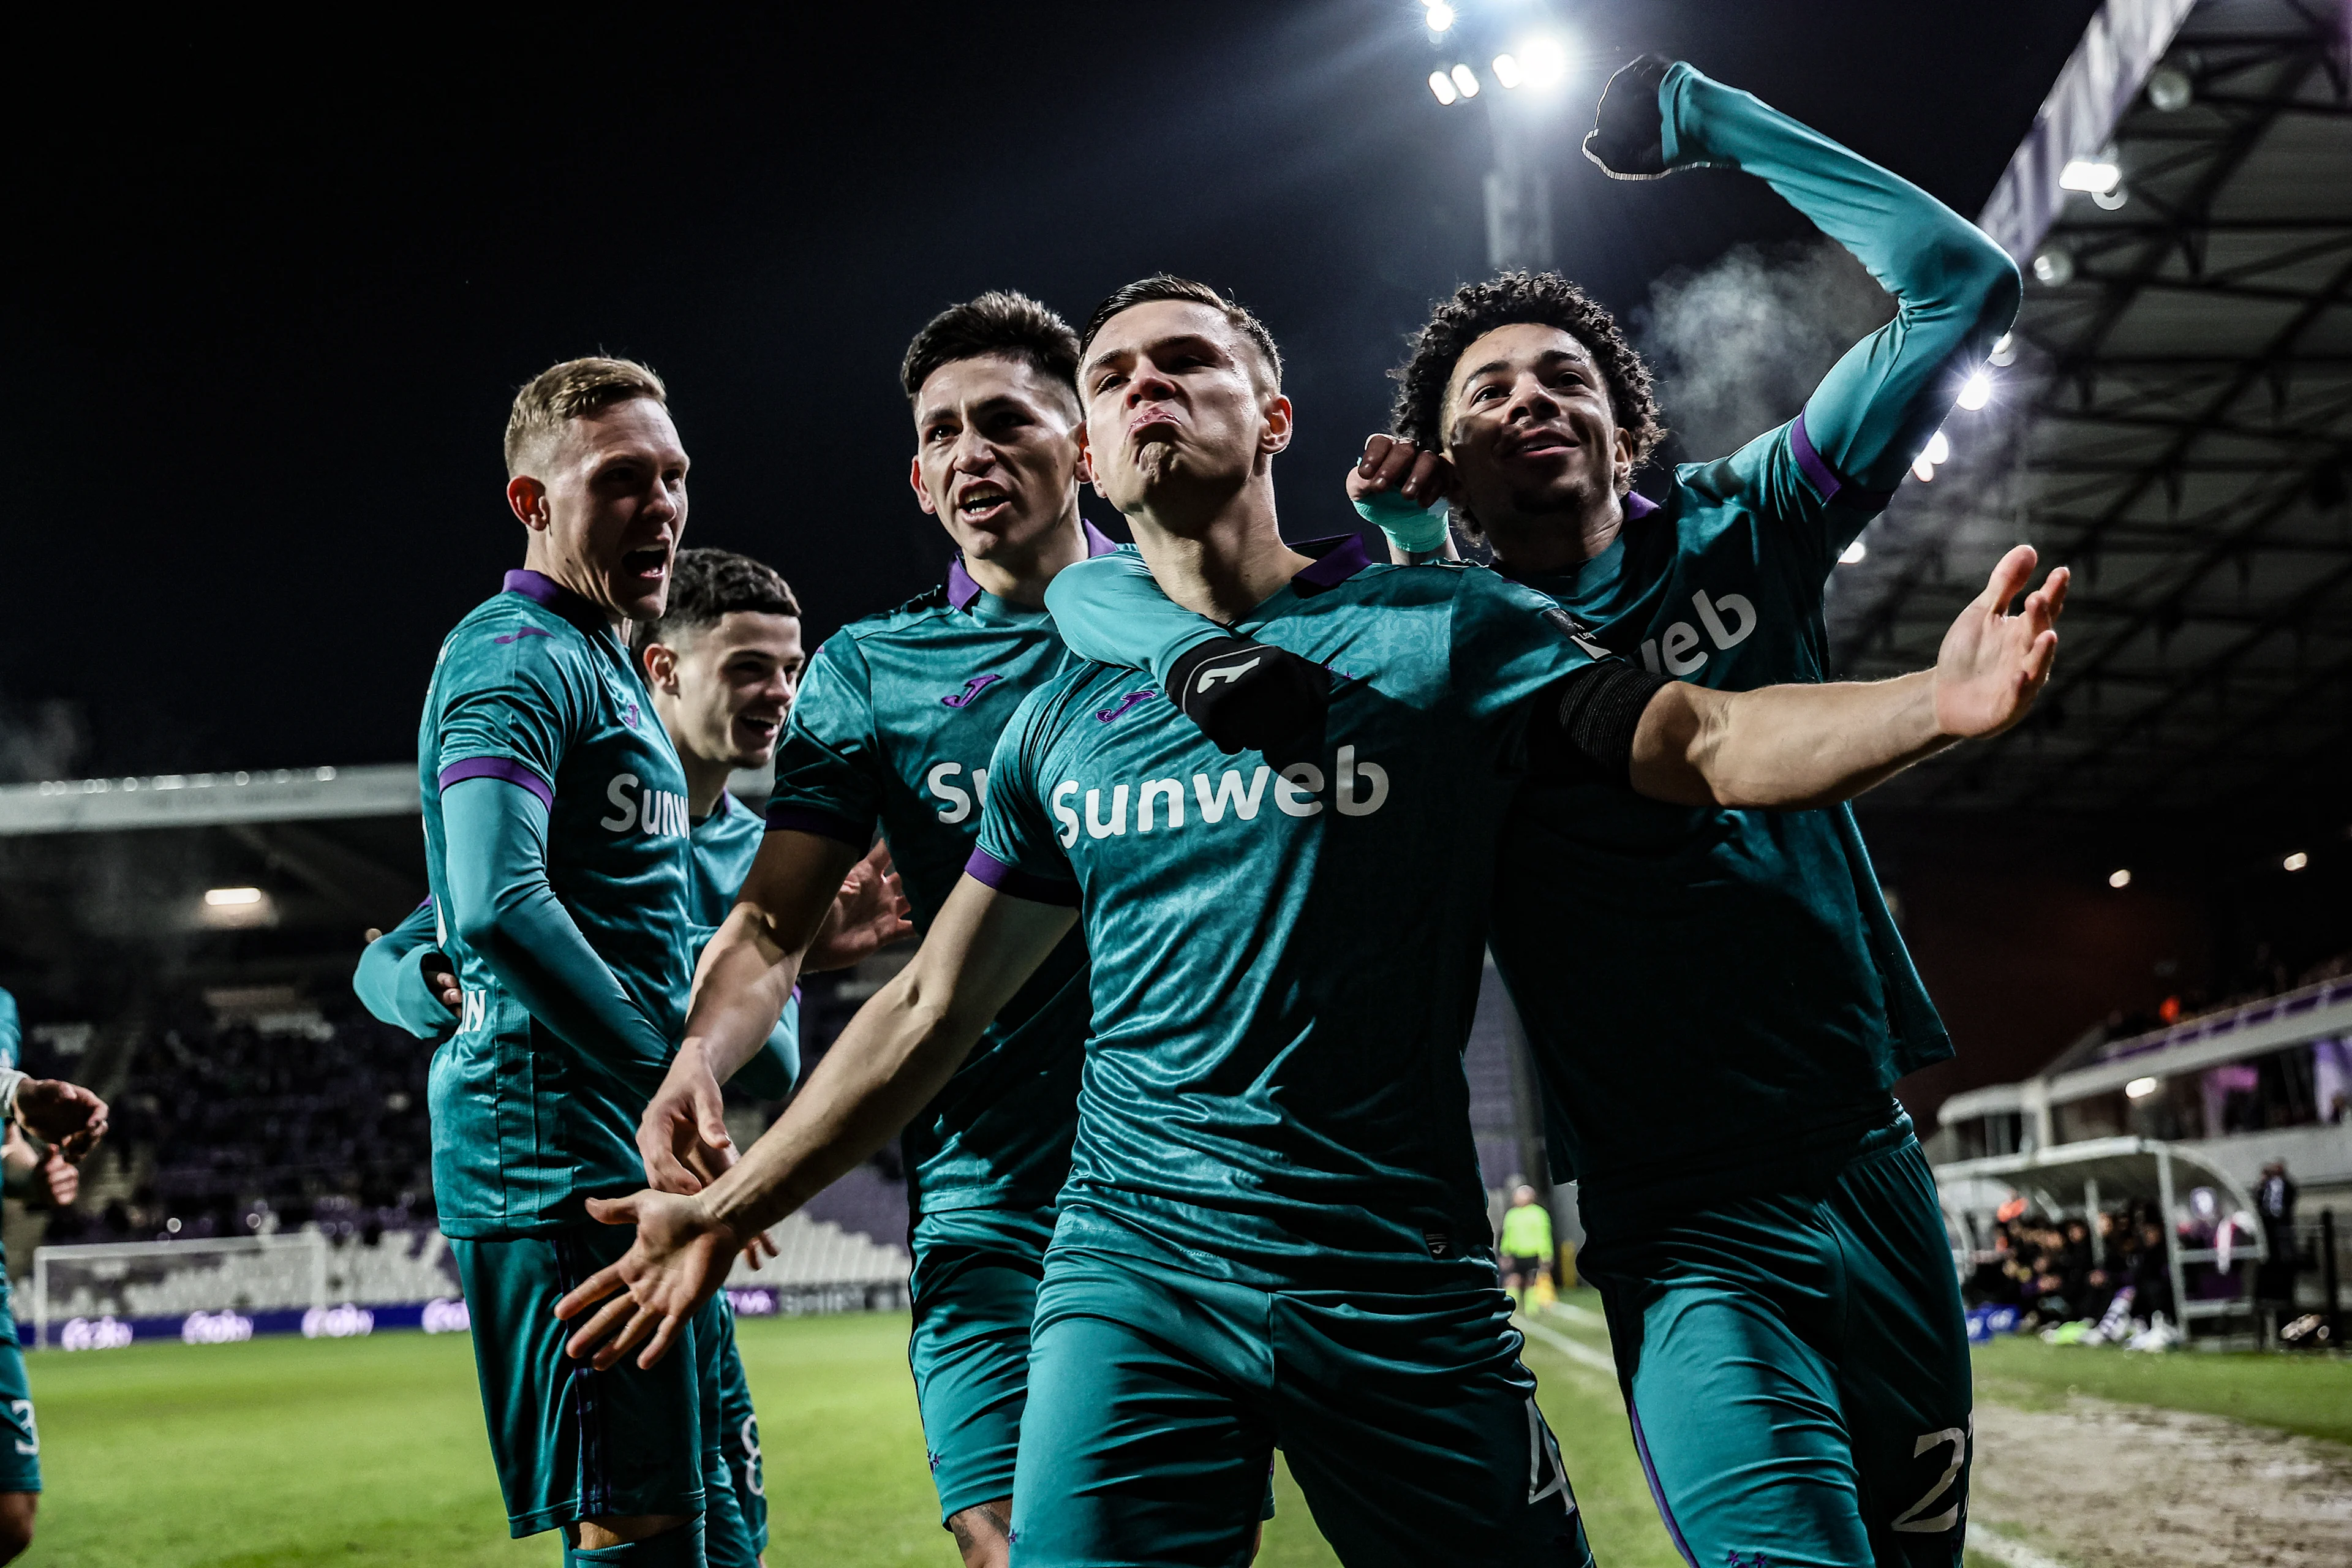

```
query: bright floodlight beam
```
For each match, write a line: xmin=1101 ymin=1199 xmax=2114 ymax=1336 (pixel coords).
xmin=206 ymin=886 xmax=263 ymax=907
xmin=1838 ymin=540 xmax=1867 ymax=566
xmin=1493 ymin=53 xmax=1525 ymax=91
xmin=1924 ymin=430 xmax=1950 ymax=466
xmin=2109 ymin=868 xmax=2132 ymax=889
xmin=1424 ymin=1 xmax=1455 ymax=34
xmin=2059 ymin=157 xmax=2121 ymax=194
xmin=1958 ymin=371 xmax=1992 ymax=410
xmin=1428 ymin=70 xmax=1459 ymax=106
xmin=1520 ymin=34 xmax=1568 ymax=87
xmin=1450 ymin=62 xmax=1480 ymax=99
xmin=2283 ymin=851 xmax=2309 ymax=872
xmin=2125 ymin=1076 xmax=2160 ymax=1099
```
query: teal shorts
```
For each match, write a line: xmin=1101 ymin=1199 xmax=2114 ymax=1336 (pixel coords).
xmin=1011 ymin=1246 xmax=1592 ymax=1568
xmin=1578 ymin=1116 xmax=1972 ymax=1568
xmin=451 ymin=1221 xmax=709 ymax=1537
xmin=703 ymin=1295 xmax=766 ymax=1566
xmin=0 ymin=1280 xmax=37 ymax=1494
xmin=907 ymin=1206 xmax=1057 ymax=1523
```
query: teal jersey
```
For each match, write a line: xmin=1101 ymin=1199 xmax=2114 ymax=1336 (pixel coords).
xmin=765 ymin=527 xmax=1116 ymax=1220
xmin=1498 ymin=62 xmax=2017 ymax=1204
xmin=0 ymin=987 xmax=17 ymax=1072
xmin=689 ymin=791 xmax=801 ymax=1098
xmin=418 ymin=569 xmax=698 ymax=1238
xmin=973 ymin=538 xmax=1605 ymax=1292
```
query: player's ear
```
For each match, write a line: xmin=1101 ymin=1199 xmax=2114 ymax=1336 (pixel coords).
xmin=1612 ymin=421 xmax=1638 ymax=495
xmin=1075 ymin=421 xmax=1100 ymax=493
xmin=908 ymin=455 xmax=938 ymax=516
xmin=507 ymin=475 xmax=550 ymax=531
xmin=1259 ymin=394 xmax=1294 ymax=460
xmin=640 ymin=641 xmax=680 ymax=694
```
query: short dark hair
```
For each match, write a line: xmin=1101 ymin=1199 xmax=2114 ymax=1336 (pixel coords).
xmin=1392 ymin=272 xmax=1663 ymax=486
xmin=1080 ymin=274 xmax=1283 ymax=391
xmin=505 ymin=356 xmax=667 ymax=478
xmin=630 ymin=548 xmax=800 ymax=655
xmin=900 ymin=291 xmax=1081 ymax=405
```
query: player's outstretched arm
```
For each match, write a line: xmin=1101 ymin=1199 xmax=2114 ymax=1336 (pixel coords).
xmin=1588 ymin=55 xmax=2020 ymax=503
xmin=352 ymin=898 xmax=461 ymax=1042
xmin=1629 ymin=546 xmax=2067 ymax=809
xmin=557 ymin=875 xmax=1078 ymax=1370
xmin=644 ymin=829 xmax=863 ymax=1194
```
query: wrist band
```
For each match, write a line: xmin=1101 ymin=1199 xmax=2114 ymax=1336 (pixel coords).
xmin=0 ymin=1068 xmax=25 ymax=1126
xmin=1351 ymin=489 xmax=1451 ymax=555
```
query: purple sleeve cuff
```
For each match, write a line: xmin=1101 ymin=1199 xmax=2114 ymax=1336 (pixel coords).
xmin=1791 ymin=411 xmax=1897 ymax=512
xmin=437 ymin=756 xmax=554 ymax=810
xmin=964 ymin=848 xmax=1081 ymax=908
xmin=763 ymin=804 xmax=872 ymax=847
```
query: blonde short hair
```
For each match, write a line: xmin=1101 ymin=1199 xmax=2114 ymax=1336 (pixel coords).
xmin=503 ymin=356 xmax=668 ymax=477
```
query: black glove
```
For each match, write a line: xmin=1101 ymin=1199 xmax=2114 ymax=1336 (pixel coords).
xmin=1582 ymin=54 xmax=1675 ymax=180
xmin=1166 ymin=636 xmax=1331 ymax=755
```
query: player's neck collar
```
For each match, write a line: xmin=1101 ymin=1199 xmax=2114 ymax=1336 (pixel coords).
xmin=503 ymin=568 xmax=615 ymax=640
xmin=947 ymin=518 xmax=1120 ymax=612
xmin=1492 ymin=492 xmax=1657 ymax=590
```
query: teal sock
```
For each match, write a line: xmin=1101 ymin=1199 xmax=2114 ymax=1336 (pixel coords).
xmin=564 ymin=1515 xmax=706 ymax=1567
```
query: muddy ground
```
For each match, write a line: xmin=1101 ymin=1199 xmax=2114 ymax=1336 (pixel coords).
xmin=1971 ymin=1389 xmax=2352 ymax=1567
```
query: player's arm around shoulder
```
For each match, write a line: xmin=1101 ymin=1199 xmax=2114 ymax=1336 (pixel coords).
xmin=352 ymin=899 xmax=460 ymax=1042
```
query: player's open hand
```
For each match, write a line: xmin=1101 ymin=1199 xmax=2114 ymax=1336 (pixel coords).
xmin=1348 ymin=434 xmax=1452 ymax=510
xmin=805 ymin=842 xmax=914 ymax=973
xmin=16 ymin=1079 xmax=108 ymax=1163
xmin=1931 ymin=545 xmax=2070 ymax=739
xmin=637 ymin=1044 xmax=733 ymax=1196
xmin=556 ymin=1188 xmax=738 ymax=1370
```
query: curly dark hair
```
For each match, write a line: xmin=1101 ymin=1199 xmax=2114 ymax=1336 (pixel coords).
xmin=1391 ymin=272 xmax=1664 ymax=488
xmin=630 ymin=548 xmax=801 ymax=654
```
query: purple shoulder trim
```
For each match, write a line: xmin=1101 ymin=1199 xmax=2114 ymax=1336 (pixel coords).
xmin=965 ymin=847 xmax=1081 ymax=907
xmin=1624 ymin=492 xmax=1660 ymax=521
xmin=437 ymin=756 xmax=554 ymax=809
xmin=1081 ymin=518 xmax=1121 ymax=557
xmin=1292 ymin=534 xmax=1374 ymax=594
xmin=764 ymin=804 xmax=870 ymax=847
xmin=1789 ymin=410 xmax=1842 ymax=502
xmin=949 ymin=519 xmax=1124 ymax=611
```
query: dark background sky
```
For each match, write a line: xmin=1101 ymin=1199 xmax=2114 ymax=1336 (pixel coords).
xmin=10 ymin=0 xmax=2103 ymax=779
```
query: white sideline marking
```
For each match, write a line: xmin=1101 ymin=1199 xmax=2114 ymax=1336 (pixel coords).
xmin=1514 ymin=1314 xmax=1618 ymax=1376
xmin=1967 ymin=1522 xmax=2070 ymax=1568
xmin=1547 ymin=1300 xmax=1606 ymax=1329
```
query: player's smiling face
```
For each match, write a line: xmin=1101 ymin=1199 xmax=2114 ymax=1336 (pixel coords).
xmin=1441 ymin=323 xmax=1633 ymax=538
xmin=1079 ymin=300 xmax=1289 ymax=527
xmin=647 ymin=610 xmax=804 ymax=771
xmin=512 ymin=397 xmax=690 ymax=624
xmin=909 ymin=354 xmax=1084 ymax=570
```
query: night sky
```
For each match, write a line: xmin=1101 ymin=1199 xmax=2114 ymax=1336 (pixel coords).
xmin=13 ymin=2 xmax=2100 ymax=779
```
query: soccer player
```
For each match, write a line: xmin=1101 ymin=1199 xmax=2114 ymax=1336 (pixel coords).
xmin=1036 ymin=58 xmax=2041 ymax=1568
xmin=1498 ymin=1185 xmax=1553 ymax=1310
xmin=625 ymin=292 xmax=1115 ymax=1568
xmin=554 ymin=277 xmax=2056 ymax=1567
xmin=0 ymin=986 xmax=111 ymax=1563
xmin=416 ymin=355 xmax=718 ymax=1567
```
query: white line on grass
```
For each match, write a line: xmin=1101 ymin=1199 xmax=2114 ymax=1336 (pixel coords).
xmin=1546 ymin=1300 xmax=1607 ymax=1329
xmin=1515 ymin=1314 xmax=1618 ymax=1376
xmin=1967 ymin=1522 xmax=2070 ymax=1568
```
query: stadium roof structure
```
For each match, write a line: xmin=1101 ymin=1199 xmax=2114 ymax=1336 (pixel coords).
xmin=1830 ymin=0 xmax=2351 ymax=818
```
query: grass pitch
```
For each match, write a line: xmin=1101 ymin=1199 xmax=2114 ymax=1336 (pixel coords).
xmin=33 ymin=1286 xmax=2336 ymax=1566
xmin=21 ymin=1293 xmax=1681 ymax=1567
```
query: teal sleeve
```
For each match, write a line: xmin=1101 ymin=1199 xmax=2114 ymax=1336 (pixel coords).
xmin=766 ymin=636 xmax=884 ymax=845
xmin=353 ymin=899 xmax=459 ymax=1042
xmin=1661 ymin=62 xmax=2021 ymax=525
xmin=969 ymin=688 xmax=1082 ymax=903
xmin=0 ymin=989 xmax=17 ymax=1071
xmin=1042 ymin=546 xmax=1228 ymax=684
xmin=1450 ymin=573 xmax=1610 ymax=768
xmin=442 ymin=775 xmax=673 ymax=1064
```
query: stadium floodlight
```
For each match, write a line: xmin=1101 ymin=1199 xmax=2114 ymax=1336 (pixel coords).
xmin=2125 ymin=1076 xmax=2160 ymax=1099
xmin=2091 ymin=185 xmax=2128 ymax=212
xmin=2283 ymin=851 xmax=2309 ymax=872
xmin=2108 ymin=868 xmax=2132 ymax=888
xmin=1988 ymin=333 xmax=2018 ymax=368
xmin=1493 ymin=53 xmax=1525 ymax=90
xmin=1428 ymin=70 xmax=1460 ymax=106
xmin=1911 ymin=454 xmax=1936 ymax=483
xmin=1450 ymin=63 xmax=1481 ymax=99
xmin=1423 ymin=1 xmax=1456 ymax=34
xmin=1839 ymin=540 xmax=1867 ymax=566
xmin=1520 ymin=34 xmax=1568 ymax=88
xmin=1958 ymin=371 xmax=1992 ymax=411
xmin=2031 ymin=247 xmax=2075 ymax=286
xmin=205 ymin=886 xmax=262 ymax=907
xmin=2146 ymin=62 xmax=2193 ymax=112
xmin=2059 ymin=157 xmax=2120 ymax=195
xmin=1924 ymin=430 xmax=1950 ymax=466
